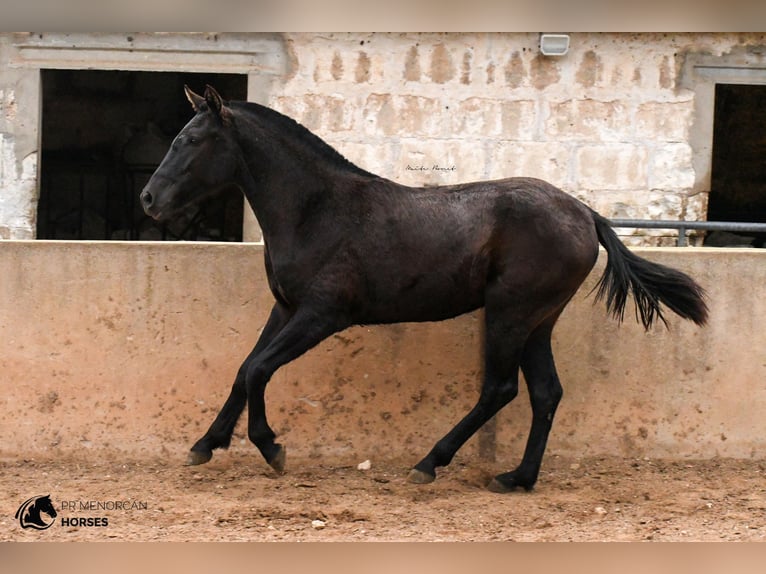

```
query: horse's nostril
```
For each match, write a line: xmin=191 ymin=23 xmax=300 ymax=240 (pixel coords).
xmin=140 ymin=189 xmax=153 ymax=208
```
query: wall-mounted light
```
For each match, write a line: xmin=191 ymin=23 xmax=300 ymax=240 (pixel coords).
xmin=539 ymin=34 xmax=570 ymax=57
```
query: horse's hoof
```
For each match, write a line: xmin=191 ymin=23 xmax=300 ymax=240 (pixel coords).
xmin=487 ymin=477 xmax=534 ymax=493
xmin=486 ymin=478 xmax=514 ymax=493
xmin=407 ymin=468 xmax=436 ymax=484
xmin=268 ymin=445 xmax=286 ymax=474
xmin=185 ymin=450 xmax=213 ymax=466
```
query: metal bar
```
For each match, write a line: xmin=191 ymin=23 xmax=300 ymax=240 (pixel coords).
xmin=609 ymin=219 xmax=766 ymax=233
xmin=608 ymin=219 xmax=766 ymax=247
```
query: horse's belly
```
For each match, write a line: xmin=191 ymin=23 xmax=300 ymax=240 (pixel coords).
xmin=361 ymin=277 xmax=485 ymax=324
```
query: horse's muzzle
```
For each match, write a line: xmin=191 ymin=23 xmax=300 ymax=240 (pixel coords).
xmin=140 ymin=186 xmax=167 ymax=220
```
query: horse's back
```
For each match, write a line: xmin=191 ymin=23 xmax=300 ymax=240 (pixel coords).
xmin=408 ymin=176 xmax=599 ymax=259
xmin=342 ymin=176 xmax=599 ymax=324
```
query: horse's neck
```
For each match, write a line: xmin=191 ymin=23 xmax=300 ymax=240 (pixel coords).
xmin=27 ymin=506 xmax=43 ymax=522
xmin=234 ymin=110 xmax=379 ymax=245
xmin=238 ymin=143 xmax=347 ymax=242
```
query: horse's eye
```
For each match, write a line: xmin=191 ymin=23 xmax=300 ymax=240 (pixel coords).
xmin=188 ymin=136 xmax=198 ymax=145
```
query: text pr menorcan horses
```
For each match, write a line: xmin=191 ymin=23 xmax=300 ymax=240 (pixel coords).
xmin=140 ymin=86 xmax=707 ymax=492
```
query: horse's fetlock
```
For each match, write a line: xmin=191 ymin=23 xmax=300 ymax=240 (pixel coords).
xmin=248 ymin=428 xmax=275 ymax=448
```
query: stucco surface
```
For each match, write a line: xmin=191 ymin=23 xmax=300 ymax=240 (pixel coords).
xmin=1 ymin=242 xmax=763 ymax=464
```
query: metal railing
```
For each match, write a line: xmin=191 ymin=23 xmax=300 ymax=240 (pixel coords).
xmin=608 ymin=219 xmax=766 ymax=247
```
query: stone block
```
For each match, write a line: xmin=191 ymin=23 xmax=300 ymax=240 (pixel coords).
xmin=272 ymin=94 xmax=354 ymax=133
xmin=587 ymin=189 xmax=683 ymax=221
xmin=271 ymin=96 xmax=305 ymax=125
xmin=683 ymin=192 xmax=708 ymax=222
xmin=445 ymin=98 xmax=535 ymax=140
xmin=451 ymin=97 xmax=502 ymax=137
xmin=0 ymin=139 xmax=37 ymax=239
xmin=332 ymin=140 xmax=398 ymax=180
xmin=363 ymin=94 xmax=443 ymax=137
xmin=427 ymin=43 xmax=457 ymax=84
xmin=635 ymin=102 xmax=693 ymax=141
xmin=0 ymin=133 xmax=5 ymax=183
xmin=488 ymin=141 xmax=572 ymax=188
xmin=500 ymin=99 xmax=537 ymax=140
xmin=649 ymin=143 xmax=695 ymax=190
xmin=547 ymin=99 xmax=630 ymax=141
xmin=397 ymin=139 xmax=485 ymax=186
xmin=576 ymin=144 xmax=648 ymax=190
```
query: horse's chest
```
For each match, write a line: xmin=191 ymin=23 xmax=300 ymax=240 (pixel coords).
xmin=264 ymin=245 xmax=293 ymax=307
xmin=264 ymin=245 xmax=309 ymax=308
xmin=268 ymin=271 xmax=292 ymax=307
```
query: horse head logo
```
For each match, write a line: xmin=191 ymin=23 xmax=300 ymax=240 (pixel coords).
xmin=15 ymin=495 xmax=57 ymax=530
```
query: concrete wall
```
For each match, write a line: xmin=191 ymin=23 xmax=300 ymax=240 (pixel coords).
xmin=1 ymin=242 xmax=764 ymax=466
xmin=3 ymin=33 xmax=766 ymax=243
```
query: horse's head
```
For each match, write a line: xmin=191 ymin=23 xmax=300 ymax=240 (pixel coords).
xmin=140 ymin=85 xmax=241 ymax=222
xmin=35 ymin=495 xmax=57 ymax=519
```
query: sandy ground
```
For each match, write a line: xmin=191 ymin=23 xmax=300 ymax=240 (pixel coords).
xmin=4 ymin=449 xmax=766 ymax=542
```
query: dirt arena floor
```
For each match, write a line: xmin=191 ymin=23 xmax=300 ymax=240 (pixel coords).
xmin=4 ymin=448 xmax=766 ymax=542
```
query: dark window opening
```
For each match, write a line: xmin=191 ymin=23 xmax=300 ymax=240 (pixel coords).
xmin=36 ymin=69 xmax=247 ymax=241
xmin=707 ymin=83 xmax=766 ymax=247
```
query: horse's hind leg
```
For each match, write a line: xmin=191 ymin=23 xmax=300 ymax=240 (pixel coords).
xmin=488 ymin=316 xmax=563 ymax=492
xmin=187 ymin=302 xmax=292 ymax=465
xmin=408 ymin=307 xmax=529 ymax=484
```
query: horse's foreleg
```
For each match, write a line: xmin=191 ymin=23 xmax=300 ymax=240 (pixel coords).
xmin=186 ymin=302 xmax=292 ymax=465
xmin=488 ymin=319 xmax=562 ymax=493
xmin=242 ymin=307 xmax=345 ymax=473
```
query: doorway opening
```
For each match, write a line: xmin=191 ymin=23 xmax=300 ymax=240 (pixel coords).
xmin=707 ymin=83 xmax=766 ymax=247
xmin=36 ymin=69 xmax=248 ymax=241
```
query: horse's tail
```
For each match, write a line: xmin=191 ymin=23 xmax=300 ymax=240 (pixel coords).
xmin=591 ymin=210 xmax=708 ymax=329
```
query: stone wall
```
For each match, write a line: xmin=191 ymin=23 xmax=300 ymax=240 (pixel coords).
xmin=270 ymin=32 xmax=765 ymax=245
xmin=0 ymin=36 xmax=39 ymax=239
xmin=1 ymin=32 xmax=766 ymax=242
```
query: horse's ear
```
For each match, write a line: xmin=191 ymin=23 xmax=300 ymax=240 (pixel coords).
xmin=204 ymin=85 xmax=231 ymax=121
xmin=184 ymin=85 xmax=206 ymax=112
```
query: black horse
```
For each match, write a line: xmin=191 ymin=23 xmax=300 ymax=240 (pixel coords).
xmin=140 ymin=86 xmax=707 ymax=492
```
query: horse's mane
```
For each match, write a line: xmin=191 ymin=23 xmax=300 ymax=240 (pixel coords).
xmin=229 ymin=100 xmax=378 ymax=179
